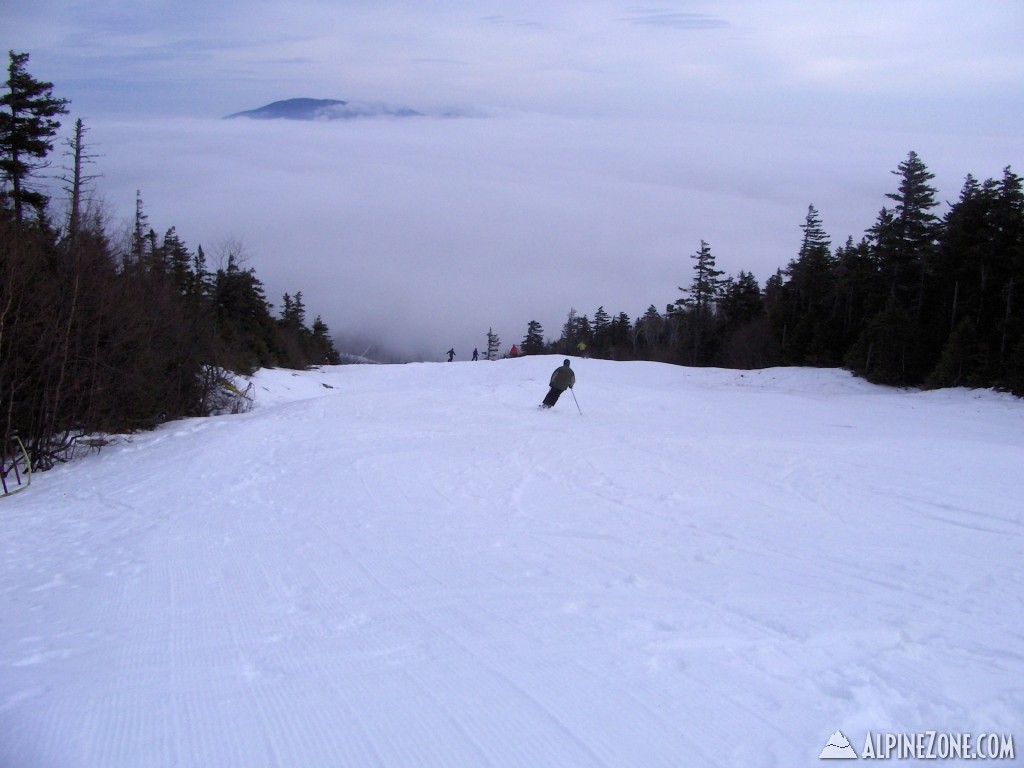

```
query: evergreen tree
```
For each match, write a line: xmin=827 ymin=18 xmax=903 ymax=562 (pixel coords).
xmin=763 ymin=269 xmax=784 ymax=318
xmin=636 ymin=305 xmax=665 ymax=354
xmin=717 ymin=272 xmax=773 ymax=369
xmin=609 ymin=311 xmax=632 ymax=358
xmin=877 ymin=150 xmax=940 ymax=313
xmin=574 ymin=314 xmax=592 ymax=354
xmin=926 ymin=317 xmax=979 ymax=389
xmin=675 ymin=240 xmax=725 ymax=364
xmin=678 ymin=240 xmax=725 ymax=316
xmin=778 ymin=205 xmax=840 ymax=364
xmin=162 ymin=227 xmax=193 ymax=296
xmin=1006 ymin=334 xmax=1024 ymax=397
xmin=846 ymin=152 xmax=940 ymax=384
xmin=832 ymin=236 xmax=883 ymax=348
xmin=0 ymin=59 xmax=347 ymax=467
xmin=521 ymin=320 xmax=545 ymax=354
xmin=719 ymin=271 xmax=764 ymax=330
xmin=926 ymin=175 xmax=993 ymax=384
xmin=926 ymin=167 xmax=1024 ymax=387
xmin=279 ymin=291 xmax=306 ymax=329
xmin=486 ymin=327 xmax=501 ymax=360
xmin=310 ymin=316 xmax=339 ymax=364
xmin=184 ymin=244 xmax=214 ymax=309
xmin=790 ymin=205 xmax=834 ymax=309
xmin=990 ymin=168 xmax=1024 ymax=384
xmin=0 ymin=51 xmax=69 ymax=223
xmin=559 ymin=308 xmax=582 ymax=355
xmin=591 ymin=306 xmax=611 ymax=356
xmin=212 ymin=253 xmax=278 ymax=373
xmin=845 ymin=304 xmax=915 ymax=385
xmin=555 ymin=309 xmax=593 ymax=355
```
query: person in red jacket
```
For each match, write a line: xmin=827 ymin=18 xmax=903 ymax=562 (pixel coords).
xmin=509 ymin=344 xmax=519 ymax=358
xmin=540 ymin=359 xmax=575 ymax=409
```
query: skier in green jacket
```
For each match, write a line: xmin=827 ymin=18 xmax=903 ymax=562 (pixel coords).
xmin=541 ymin=359 xmax=575 ymax=409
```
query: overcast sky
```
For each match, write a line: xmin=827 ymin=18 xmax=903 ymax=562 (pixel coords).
xmin=5 ymin=1 xmax=1024 ymax=360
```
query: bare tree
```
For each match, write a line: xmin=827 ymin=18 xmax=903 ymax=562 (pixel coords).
xmin=61 ymin=117 xmax=101 ymax=243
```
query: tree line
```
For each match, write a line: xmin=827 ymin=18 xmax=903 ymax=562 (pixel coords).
xmin=1 ymin=51 xmax=339 ymax=470
xmin=6 ymin=48 xmax=1022 ymax=473
xmin=516 ymin=152 xmax=1024 ymax=395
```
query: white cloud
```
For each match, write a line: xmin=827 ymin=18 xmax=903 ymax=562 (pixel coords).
xmin=6 ymin=1 xmax=1024 ymax=359
xmin=72 ymin=108 xmax=1018 ymax=361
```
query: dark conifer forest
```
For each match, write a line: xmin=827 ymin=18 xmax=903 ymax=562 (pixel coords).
xmin=3 ymin=51 xmax=1023 ymax=474
xmin=1 ymin=53 xmax=339 ymax=469
xmin=520 ymin=153 xmax=1024 ymax=397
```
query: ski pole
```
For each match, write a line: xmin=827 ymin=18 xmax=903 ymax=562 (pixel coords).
xmin=570 ymin=387 xmax=582 ymax=415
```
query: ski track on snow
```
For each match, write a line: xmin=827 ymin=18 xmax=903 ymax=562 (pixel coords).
xmin=1 ymin=358 xmax=1022 ymax=767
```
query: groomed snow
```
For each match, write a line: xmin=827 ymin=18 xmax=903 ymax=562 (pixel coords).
xmin=2 ymin=357 xmax=1022 ymax=767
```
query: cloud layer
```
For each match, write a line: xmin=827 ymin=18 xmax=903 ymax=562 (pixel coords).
xmin=5 ymin=1 xmax=1024 ymax=359
xmin=80 ymin=111 xmax=1017 ymax=360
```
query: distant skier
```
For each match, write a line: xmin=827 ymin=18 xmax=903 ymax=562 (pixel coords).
xmin=472 ymin=348 xmax=479 ymax=361
xmin=540 ymin=359 xmax=575 ymax=409
xmin=509 ymin=344 xmax=519 ymax=358
xmin=447 ymin=348 xmax=455 ymax=362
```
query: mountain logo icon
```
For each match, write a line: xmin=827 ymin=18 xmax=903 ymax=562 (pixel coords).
xmin=819 ymin=729 xmax=858 ymax=759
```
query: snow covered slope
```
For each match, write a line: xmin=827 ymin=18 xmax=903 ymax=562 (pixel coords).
xmin=2 ymin=357 xmax=1022 ymax=767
